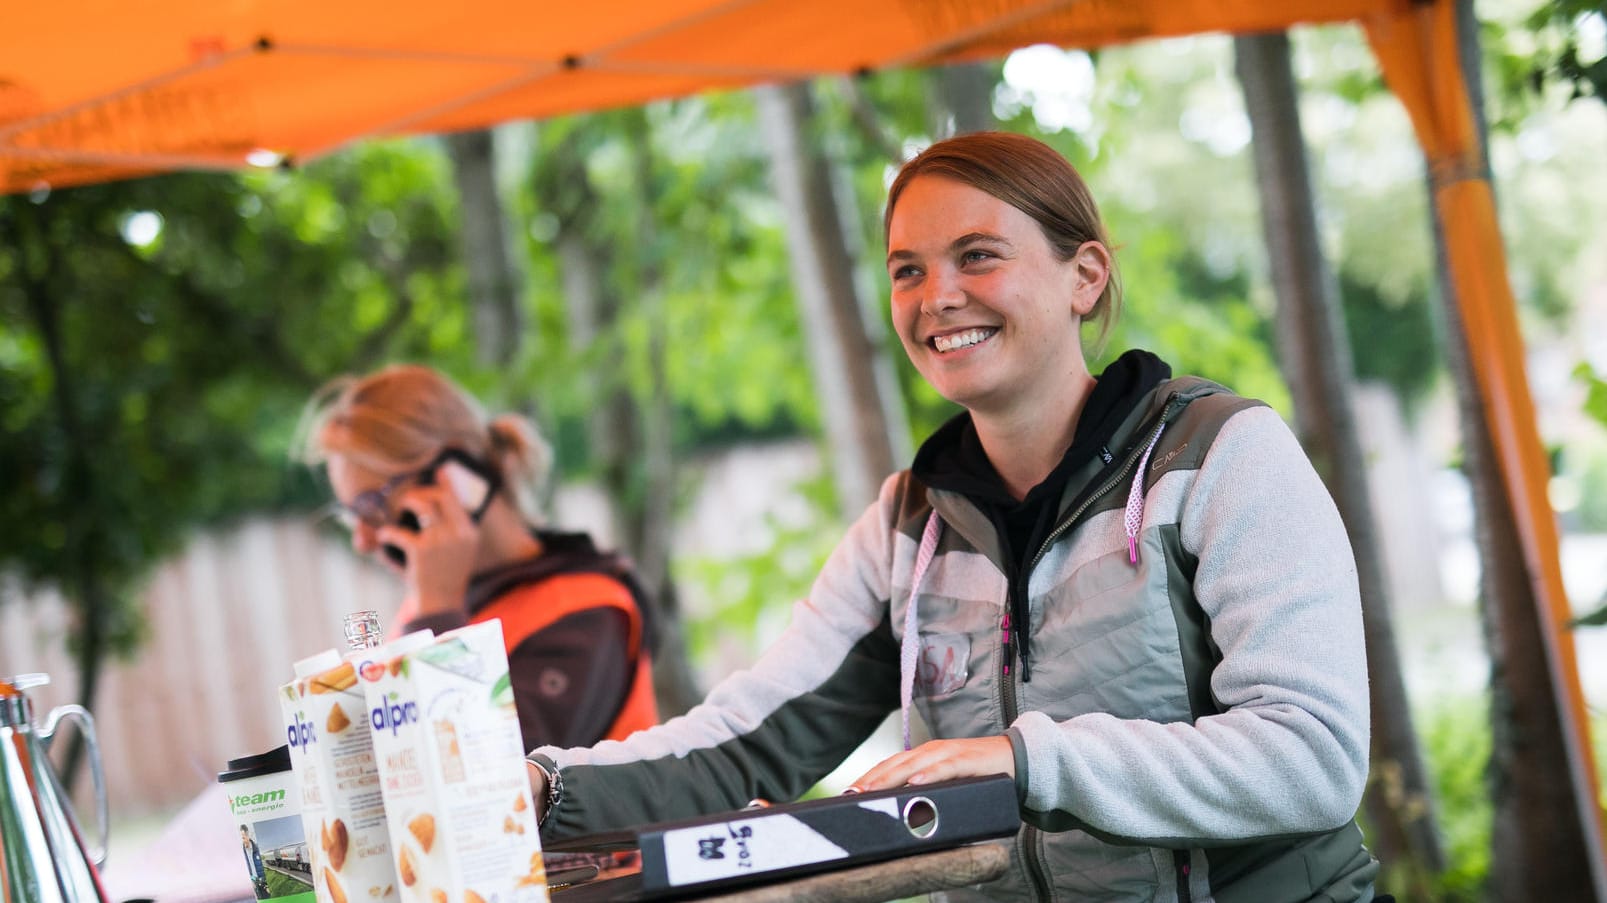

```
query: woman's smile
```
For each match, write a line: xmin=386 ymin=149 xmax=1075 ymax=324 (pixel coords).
xmin=930 ymin=327 xmax=1000 ymax=353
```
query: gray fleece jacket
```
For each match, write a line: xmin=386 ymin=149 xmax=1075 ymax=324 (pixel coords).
xmin=535 ymin=376 xmax=1378 ymax=902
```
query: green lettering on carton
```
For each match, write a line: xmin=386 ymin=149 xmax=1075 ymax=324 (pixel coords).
xmin=231 ymin=788 xmax=286 ymax=811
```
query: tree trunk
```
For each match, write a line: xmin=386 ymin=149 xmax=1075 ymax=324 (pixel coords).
xmin=755 ymin=81 xmax=909 ymax=516
xmin=1234 ymin=31 xmax=1445 ymax=886
xmin=11 ymin=203 xmax=107 ymax=792
xmin=929 ymin=62 xmax=995 ymax=136
xmin=446 ymin=129 xmax=523 ymax=366
xmin=1433 ymin=3 xmax=1602 ymax=898
xmin=619 ymin=111 xmax=701 ymax=718
xmin=544 ymin=120 xmax=701 ymax=717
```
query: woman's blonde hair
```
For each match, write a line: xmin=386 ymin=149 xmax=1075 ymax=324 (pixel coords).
xmin=298 ymin=364 xmax=552 ymax=523
xmin=884 ymin=131 xmax=1123 ymax=353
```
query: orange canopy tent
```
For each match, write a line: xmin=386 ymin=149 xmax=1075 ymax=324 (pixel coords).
xmin=3 ymin=0 xmax=1602 ymax=882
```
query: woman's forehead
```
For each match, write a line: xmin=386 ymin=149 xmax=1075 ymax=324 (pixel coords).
xmin=889 ymin=176 xmax=1036 ymax=249
xmin=326 ymin=451 xmax=406 ymax=492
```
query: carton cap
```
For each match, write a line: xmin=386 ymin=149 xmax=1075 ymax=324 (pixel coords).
xmin=292 ymin=649 xmax=342 ymax=678
xmin=218 ymin=744 xmax=291 ymax=782
xmin=374 ymin=628 xmax=436 ymax=660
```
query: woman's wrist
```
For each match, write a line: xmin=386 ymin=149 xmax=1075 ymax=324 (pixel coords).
xmin=526 ymin=754 xmax=563 ymax=827
xmin=409 ymin=590 xmax=466 ymax=617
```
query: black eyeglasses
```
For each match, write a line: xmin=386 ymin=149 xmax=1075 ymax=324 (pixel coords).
xmin=329 ymin=467 xmax=427 ymax=531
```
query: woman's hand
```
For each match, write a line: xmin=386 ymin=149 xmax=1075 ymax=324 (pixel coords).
xmin=846 ymin=735 xmax=1015 ymax=793
xmin=376 ymin=481 xmax=479 ymax=617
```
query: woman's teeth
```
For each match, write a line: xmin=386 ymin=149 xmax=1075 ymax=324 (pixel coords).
xmin=932 ymin=328 xmax=997 ymax=353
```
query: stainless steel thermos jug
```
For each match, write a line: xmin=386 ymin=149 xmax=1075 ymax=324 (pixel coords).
xmin=1 ymin=673 xmax=110 ymax=903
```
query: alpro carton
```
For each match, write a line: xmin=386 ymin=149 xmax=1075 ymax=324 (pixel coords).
xmin=280 ymin=650 xmax=342 ymax=902
xmin=282 ymin=636 xmax=432 ymax=903
xmin=362 ymin=621 xmax=548 ymax=903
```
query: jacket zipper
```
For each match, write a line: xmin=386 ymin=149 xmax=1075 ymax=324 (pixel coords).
xmin=998 ymin=394 xmax=1183 ymax=903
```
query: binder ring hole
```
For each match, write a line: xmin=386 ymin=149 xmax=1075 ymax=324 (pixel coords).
xmin=902 ymin=796 xmax=938 ymax=838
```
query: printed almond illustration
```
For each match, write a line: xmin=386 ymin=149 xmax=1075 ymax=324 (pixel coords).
xmin=397 ymin=847 xmax=417 ymax=887
xmin=408 ymin=813 xmax=436 ymax=854
xmin=512 ymin=794 xmax=527 ymax=812
xmin=429 ymin=889 xmax=447 ymax=903
xmin=327 ymin=702 xmax=352 ymax=733
xmin=326 ymin=818 xmax=350 ymax=870
xmin=324 ymin=868 xmax=348 ymax=903
xmin=465 ymin=890 xmax=486 ymax=903
xmin=311 ymin=669 xmax=357 ymax=693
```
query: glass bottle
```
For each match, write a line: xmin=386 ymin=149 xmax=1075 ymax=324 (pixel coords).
xmin=342 ymin=609 xmax=383 ymax=652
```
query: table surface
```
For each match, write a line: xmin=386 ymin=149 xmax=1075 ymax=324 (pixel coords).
xmin=107 ymin=785 xmax=1011 ymax=903
xmin=669 ymin=842 xmax=1009 ymax=903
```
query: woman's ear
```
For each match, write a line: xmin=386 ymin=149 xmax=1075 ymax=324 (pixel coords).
xmin=1069 ymin=241 xmax=1111 ymax=318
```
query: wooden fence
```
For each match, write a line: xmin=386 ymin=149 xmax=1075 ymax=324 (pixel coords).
xmin=1 ymin=517 xmax=398 ymax=818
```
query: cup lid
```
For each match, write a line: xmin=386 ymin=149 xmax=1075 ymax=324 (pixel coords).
xmin=218 ymin=744 xmax=292 ymax=783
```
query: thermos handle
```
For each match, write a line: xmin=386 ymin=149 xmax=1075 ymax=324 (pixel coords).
xmin=40 ymin=704 xmax=111 ymax=869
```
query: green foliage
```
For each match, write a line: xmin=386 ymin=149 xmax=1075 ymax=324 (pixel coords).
xmin=1572 ymin=365 xmax=1607 ymax=546
xmin=1399 ymin=693 xmax=1607 ymax=899
xmin=1582 ymin=362 xmax=1607 ymax=427
xmin=510 ymin=99 xmax=820 ymax=480
xmin=0 ymin=139 xmax=467 ymax=661
xmin=263 ymin=870 xmax=313 ymax=897
xmin=1525 ymin=2 xmax=1607 ymax=103
xmin=677 ymin=471 xmax=840 ymax=664
xmin=1416 ymin=695 xmax=1494 ymax=901
xmin=1338 ymin=271 xmax=1443 ymax=416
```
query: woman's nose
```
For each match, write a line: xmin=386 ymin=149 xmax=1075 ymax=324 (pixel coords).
xmin=922 ymin=269 xmax=965 ymax=315
xmin=351 ymin=521 xmax=377 ymax=554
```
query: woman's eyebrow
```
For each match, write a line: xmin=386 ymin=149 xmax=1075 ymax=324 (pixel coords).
xmin=888 ymin=231 xmax=1013 ymax=265
xmin=951 ymin=231 xmax=1010 ymax=249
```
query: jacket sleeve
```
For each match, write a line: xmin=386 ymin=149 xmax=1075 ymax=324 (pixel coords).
xmin=533 ymin=476 xmax=910 ymax=840
xmin=1010 ymin=405 xmax=1370 ymax=844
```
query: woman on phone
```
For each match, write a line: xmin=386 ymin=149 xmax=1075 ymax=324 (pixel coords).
xmin=301 ymin=364 xmax=658 ymax=752
xmin=523 ymin=132 xmax=1378 ymax=902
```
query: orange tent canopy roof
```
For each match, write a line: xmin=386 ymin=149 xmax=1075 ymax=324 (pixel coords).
xmin=2 ymin=0 xmax=1404 ymax=194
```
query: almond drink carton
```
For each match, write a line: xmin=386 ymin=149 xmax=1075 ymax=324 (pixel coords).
xmin=362 ymin=620 xmax=548 ymax=903
xmin=280 ymin=651 xmax=342 ymax=903
xmin=284 ymin=638 xmax=429 ymax=903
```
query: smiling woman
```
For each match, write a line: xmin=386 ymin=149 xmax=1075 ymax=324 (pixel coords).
xmin=524 ymin=132 xmax=1379 ymax=903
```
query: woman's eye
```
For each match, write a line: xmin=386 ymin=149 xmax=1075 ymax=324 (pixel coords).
xmin=891 ymin=264 xmax=921 ymax=280
xmin=961 ymin=249 xmax=994 ymax=264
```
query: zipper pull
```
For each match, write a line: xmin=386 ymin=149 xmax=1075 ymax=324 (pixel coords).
xmin=1000 ymin=611 xmax=1012 ymax=676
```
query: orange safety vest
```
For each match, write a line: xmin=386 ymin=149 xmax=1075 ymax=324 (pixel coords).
xmin=472 ymin=571 xmax=659 ymax=742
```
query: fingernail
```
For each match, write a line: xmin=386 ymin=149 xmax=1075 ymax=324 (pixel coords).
xmin=841 ymin=787 xmax=861 ymax=795
xmin=908 ymin=773 xmax=928 ymax=785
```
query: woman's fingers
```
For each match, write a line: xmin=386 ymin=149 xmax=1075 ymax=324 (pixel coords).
xmin=397 ymin=484 xmax=473 ymax=535
xmin=388 ymin=484 xmax=480 ymax=615
xmin=847 ymin=736 xmax=1014 ymax=793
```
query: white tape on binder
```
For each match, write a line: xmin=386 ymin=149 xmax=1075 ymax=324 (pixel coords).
xmin=660 ymin=813 xmax=849 ymax=886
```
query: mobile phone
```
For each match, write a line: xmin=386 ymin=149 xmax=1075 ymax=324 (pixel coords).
xmin=384 ymin=449 xmax=501 ymax=567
